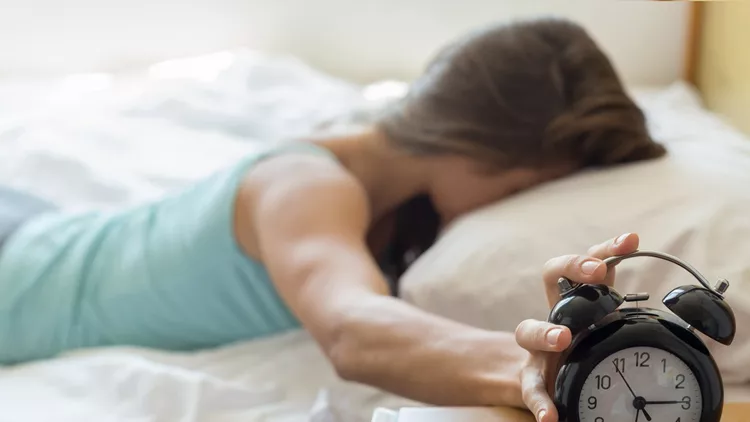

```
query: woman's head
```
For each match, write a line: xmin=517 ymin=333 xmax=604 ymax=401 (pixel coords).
xmin=378 ymin=17 xmax=666 ymax=219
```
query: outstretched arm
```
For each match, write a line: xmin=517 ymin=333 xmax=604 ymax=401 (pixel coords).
xmin=237 ymin=152 xmax=640 ymax=419
xmin=238 ymin=154 xmax=527 ymax=407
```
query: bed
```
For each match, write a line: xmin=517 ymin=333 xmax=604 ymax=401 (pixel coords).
xmin=1 ymin=48 xmax=749 ymax=422
xmin=2 ymin=1 xmax=750 ymax=420
xmin=0 ymin=51 xmax=415 ymax=422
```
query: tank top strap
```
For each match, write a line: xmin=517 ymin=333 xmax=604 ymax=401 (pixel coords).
xmin=253 ymin=141 xmax=338 ymax=166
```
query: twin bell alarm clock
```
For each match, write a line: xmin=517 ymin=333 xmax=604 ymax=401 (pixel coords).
xmin=548 ymin=250 xmax=736 ymax=422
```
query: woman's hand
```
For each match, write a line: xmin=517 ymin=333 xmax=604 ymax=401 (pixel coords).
xmin=541 ymin=233 xmax=640 ymax=308
xmin=515 ymin=233 xmax=640 ymax=422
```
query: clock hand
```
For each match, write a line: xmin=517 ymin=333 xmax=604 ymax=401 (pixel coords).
xmin=634 ymin=407 xmax=652 ymax=422
xmin=613 ymin=363 xmax=637 ymax=398
xmin=612 ymin=362 xmax=652 ymax=421
xmin=644 ymin=400 xmax=685 ymax=405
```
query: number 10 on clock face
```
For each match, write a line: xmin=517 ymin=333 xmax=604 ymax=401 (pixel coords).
xmin=578 ymin=347 xmax=702 ymax=422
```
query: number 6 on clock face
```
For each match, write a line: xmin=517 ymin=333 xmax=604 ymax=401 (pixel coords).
xmin=578 ymin=347 xmax=702 ymax=422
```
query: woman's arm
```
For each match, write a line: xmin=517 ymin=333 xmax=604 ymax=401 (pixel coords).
xmin=236 ymin=153 xmax=639 ymax=419
xmin=237 ymin=155 xmax=527 ymax=407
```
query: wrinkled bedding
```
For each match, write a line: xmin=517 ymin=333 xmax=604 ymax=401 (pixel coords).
xmin=0 ymin=51 xmax=747 ymax=422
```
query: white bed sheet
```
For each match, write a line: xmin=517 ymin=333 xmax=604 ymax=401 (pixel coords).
xmin=0 ymin=51 xmax=748 ymax=421
xmin=0 ymin=50 xmax=392 ymax=212
xmin=0 ymin=50 xmax=415 ymax=422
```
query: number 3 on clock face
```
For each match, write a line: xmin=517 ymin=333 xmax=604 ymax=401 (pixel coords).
xmin=578 ymin=346 xmax=702 ymax=422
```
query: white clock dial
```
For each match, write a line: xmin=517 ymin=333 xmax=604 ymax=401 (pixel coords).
xmin=578 ymin=346 xmax=702 ymax=422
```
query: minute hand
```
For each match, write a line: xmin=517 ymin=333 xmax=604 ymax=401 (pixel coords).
xmin=613 ymin=364 xmax=637 ymax=398
xmin=644 ymin=400 xmax=685 ymax=405
xmin=613 ymin=364 xmax=652 ymax=422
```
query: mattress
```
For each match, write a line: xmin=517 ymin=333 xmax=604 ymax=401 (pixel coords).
xmin=0 ymin=50 xmax=747 ymax=422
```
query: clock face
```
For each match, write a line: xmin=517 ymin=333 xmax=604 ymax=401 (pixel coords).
xmin=578 ymin=346 xmax=702 ymax=422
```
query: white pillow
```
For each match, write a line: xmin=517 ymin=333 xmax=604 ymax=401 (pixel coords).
xmin=399 ymin=102 xmax=750 ymax=384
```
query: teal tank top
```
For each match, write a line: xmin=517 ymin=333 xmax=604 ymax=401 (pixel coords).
xmin=0 ymin=142 xmax=336 ymax=365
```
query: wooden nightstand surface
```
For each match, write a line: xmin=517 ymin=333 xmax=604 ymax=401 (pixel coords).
xmin=376 ymin=402 xmax=750 ymax=421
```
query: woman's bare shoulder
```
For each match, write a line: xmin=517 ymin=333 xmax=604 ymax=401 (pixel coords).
xmin=244 ymin=149 xmax=367 ymax=209
xmin=234 ymin=150 xmax=371 ymax=260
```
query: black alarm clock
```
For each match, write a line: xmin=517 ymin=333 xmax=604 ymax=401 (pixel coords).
xmin=548 ymin=250 xmax=736 ymax=422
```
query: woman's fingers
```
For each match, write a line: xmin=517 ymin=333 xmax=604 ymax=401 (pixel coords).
xmin=542 ymin=254 xmax=607 ymax=307
xmin=515 ymin=321 xmax=572 ymax=421
xmin=587 ymin=233 xmax=639 ymax=285
xmin=543 ymin=233 xmax=640 ymax=307
xmin=515 ymin=320 xmax=571 ymax=353
xmin=543 ymin=254 xmax=607 ymax=285
xmin=587 ymin=233 xmax=639 ymax=260
xmin=522 ymin=363 xmax=558 ymax=422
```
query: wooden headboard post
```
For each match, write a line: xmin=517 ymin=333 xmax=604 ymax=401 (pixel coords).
xmin=689 ymin=1 xmax=750 ymax=136
xmin=683 ymin=2 xmax=704 ymax=86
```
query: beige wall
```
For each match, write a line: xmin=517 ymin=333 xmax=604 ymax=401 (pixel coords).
xmin=0 ymin=0 xmax=689 ymax=85
xmin=696 ymin=2 xmax=750 ymax=136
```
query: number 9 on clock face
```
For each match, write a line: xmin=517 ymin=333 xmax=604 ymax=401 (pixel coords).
xmin=578 ymin=347 xmax=702 ymax=422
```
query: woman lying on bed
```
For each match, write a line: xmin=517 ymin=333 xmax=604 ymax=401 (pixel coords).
xmin=0 ymin=18 xmax=664 ymax=422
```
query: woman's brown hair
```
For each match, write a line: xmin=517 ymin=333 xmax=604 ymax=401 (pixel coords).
xmin=375 ymin=18 xmax=667 ymax=293
xmin=379 ymin=17 xmax=665 ymax=169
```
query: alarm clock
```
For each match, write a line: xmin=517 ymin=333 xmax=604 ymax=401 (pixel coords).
xmin=548 ymin=250 xmax=736 ymax=422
